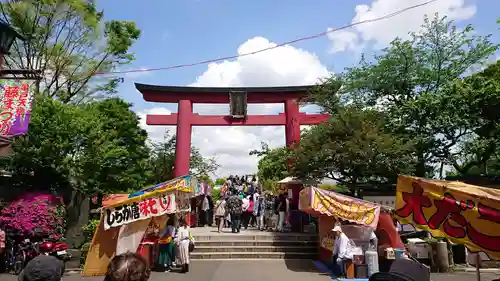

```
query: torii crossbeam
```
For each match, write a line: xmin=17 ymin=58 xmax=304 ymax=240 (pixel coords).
xmin=136 ymin=83 xmax=329 ymax=177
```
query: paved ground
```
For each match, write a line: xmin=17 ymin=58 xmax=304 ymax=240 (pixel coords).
xmin=1 ymin=260 xmax=498 ymax=281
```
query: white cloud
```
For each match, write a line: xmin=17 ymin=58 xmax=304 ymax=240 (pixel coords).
xmin=328 ymin=0 xmax=476 ymax=53
xmin=139 ymin=36 xmax=330 ymax=177
xmin=138 ymin=107 xmax=172 ymax=144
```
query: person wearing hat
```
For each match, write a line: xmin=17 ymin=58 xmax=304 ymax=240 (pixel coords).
xmin=369 ymin=258 xmax=430 ymax=281
xmin=18 ymin=255 xmax=64 ymax=281
xmin=331 ymin=225 xmax=353 ymax=278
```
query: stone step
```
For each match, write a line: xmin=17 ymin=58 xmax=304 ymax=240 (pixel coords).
xmin=195 ymin=245 xmax=317 ymax=253
xmin=190 ymin=251 xmax=317 ymax=260
xmin=193 ymin=234 xmax=317 ymax=242
xmin=195 ymin=239 xmax=318 ymax=247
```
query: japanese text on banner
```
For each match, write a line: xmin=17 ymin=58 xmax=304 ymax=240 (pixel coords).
xmin=311 ymin=187 xmax=380 ymax=228
xmin=0 ymin=79 xmax=35 ymax=136
xmin=395 ymin=176 xmax=500 ymax=259
xmin=104 ymin=193 xmax=176 ymax=230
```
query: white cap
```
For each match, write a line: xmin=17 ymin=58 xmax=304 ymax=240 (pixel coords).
xmin=332 ymin=226 xmax=342 ymax=232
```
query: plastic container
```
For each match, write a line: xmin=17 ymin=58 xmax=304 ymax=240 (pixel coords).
xmin=395 ymin=248 xmax=405 ymax=259
xmin=355 ymin=264 xmax=369 ymax=278
xmin=365 ymin=248 xmax=379 ymax=277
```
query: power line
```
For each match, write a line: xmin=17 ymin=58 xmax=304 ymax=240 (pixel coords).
xmin=94 ymin=0 xmax=438 ymax=76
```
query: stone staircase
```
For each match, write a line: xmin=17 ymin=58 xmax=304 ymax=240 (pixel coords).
xmin=191 ymin=228 xmax=318 ymax=260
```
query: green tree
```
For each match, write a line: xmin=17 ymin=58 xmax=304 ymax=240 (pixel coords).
xmin=215 ymin=178 xmax=226 ymax=185
xmin=291 ymin=106 xmax=416 ymax=184
xmin=198 ymin=174 xmax=214 ymax=186
xmin=1 ymin=96 xmax=151 ymax=196
xmin=0 ymin=96 xmax=152 ymax=247
xmin=250 ymin=142 xmax=290 ymax=182
xmin=442 ymin=60 xmax=500 ymax=175
xmin=146 ymin=132 xmax=220 ymax=184
xmin=0 ymin=0 xmax=141 ymax=103
xmin=315 ymin=15 xmax=498 ymax=177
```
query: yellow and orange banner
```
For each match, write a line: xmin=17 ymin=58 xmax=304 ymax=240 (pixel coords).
xmin=395 ymin=175 xmax=500 ymax=260
xmin=299 ymin=187 xmax=381 ymax=229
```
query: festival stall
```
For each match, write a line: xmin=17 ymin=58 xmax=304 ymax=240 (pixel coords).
xmin=394 ymin=175 xmax=500 ymax=280
xmin=277 ymin=177 xmax=318 ymax=232
xmin=299 ymin=186 xmax=404 ymax=277
xmin=82 ymin=175 xmax=196 ymax=277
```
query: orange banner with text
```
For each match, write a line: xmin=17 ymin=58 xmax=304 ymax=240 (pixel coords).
xmin=299 ymin=187 xmax=381 ymax=229
xmin=395 ymin=175 xmax=500 ymax=260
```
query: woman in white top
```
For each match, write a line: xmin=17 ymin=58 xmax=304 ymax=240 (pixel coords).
xmin=174 ymin=218 xmax=192 ymax=273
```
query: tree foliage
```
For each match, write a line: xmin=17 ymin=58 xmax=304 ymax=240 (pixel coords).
xmin=297 ymin=15 xmax=499 ymax=183
xmin=291 ymin=106 xmax=416 ymax=184
xmin=443 ymin=60 xmax=500 ymax=175
xmin=146 ymin=132 xmax=220 ymax=184
xmin=215 ymin=178 xmax=226 ymax=185
xmin=0 ymin=0 xmax=141 ymax=103
xmin=1 ymin=96 xmax=151 ymax=197
xmin=250 ymin=142 xmax=290 ymax=182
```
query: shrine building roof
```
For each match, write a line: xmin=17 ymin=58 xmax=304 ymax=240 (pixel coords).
xmin=135 ymin=83 xmax=316 ymax=103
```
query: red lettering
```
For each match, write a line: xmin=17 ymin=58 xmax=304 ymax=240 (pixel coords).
xmin=3 ymin=86 xmax=18 ymax=100
xmin=395 ymin=182 xmax=432 ymax=225
xmin=477 ymin=203 xmax=500 ymax=224
xmin=159 ymin=195 xmax=172 ymax=211
xmin=3 ymin=99 xmax=15 ymax=111
xmin=467 ymin=223 xmax=500 ymax=252
xmin=139 ymin=198 xmax=158 ymax=216
xmin=428 ymin=194 xmax=469 ymax=238
xmin=465 ymin=203 xmax=500 ymax=252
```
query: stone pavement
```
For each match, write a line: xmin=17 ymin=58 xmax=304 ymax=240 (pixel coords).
xmin=1 ymin=260 xmax=499 ymax=281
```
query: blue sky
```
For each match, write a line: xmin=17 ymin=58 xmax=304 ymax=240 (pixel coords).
xmin=96 ymin=0 xmax=499 ymax=177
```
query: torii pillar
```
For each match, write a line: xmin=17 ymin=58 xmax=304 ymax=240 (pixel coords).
xmin=136 ymin=84 xmax=329 ymax=177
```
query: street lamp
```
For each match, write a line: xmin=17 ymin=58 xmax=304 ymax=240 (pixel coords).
xmin=0 ymin=20 xmax=25 ymax=55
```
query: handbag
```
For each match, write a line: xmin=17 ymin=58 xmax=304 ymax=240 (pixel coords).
xmin=159 ymin=236 xmax=172 ymax=244
xmin=188 ymin=232 xmax=195 ymax=252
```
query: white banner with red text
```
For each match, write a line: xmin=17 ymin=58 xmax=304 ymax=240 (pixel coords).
xmin=103 ymin=193 xmax=176 ymax=230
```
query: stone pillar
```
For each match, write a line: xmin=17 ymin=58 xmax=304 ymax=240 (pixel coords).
xmin=285 ymin=99 xmax=301 ymax=147
xmin=174 ymin=100 xmax=192 ymax=177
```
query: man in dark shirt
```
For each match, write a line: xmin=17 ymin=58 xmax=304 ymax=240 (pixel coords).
xmin=226 ymin=193 xmax=243 ymax=233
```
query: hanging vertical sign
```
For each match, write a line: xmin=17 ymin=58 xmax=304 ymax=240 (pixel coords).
xmin=0 ymin=79 xmax=36 ymax=136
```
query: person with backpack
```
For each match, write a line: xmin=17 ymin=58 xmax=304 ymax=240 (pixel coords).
xmin=214 ymin=197 xmax=226 ymax=233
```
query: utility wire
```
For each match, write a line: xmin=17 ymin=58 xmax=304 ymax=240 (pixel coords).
xmin=94 ymin=0 xmax=438 ymax=76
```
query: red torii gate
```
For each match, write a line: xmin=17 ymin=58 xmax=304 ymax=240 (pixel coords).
xmin=136 ymin=83 xmax=329 ymax=177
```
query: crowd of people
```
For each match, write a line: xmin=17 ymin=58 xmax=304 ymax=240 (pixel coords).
xmin=209 ymin=175 xmax=291 ymax=233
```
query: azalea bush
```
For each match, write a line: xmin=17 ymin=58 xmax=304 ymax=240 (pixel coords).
xmin=0 ymin=192 xmax=66 ymax=240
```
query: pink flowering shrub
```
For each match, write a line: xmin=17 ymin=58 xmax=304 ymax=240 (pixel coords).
xmin=0 ymin=192 xmax=66 ymax=240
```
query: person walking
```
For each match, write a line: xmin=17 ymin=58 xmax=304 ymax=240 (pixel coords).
xmin=174 ymin=218 xmax=192 ymax=273
xmin=200 ymin=195 xmax=210 ymax=227
xmin=277 ymin=193 xmax=289 ymax=232
xmin=214 ymin=197 xmax=226 ymax=233
xmin=226 ymin=192 xmax=243 ymax=233
xmin=253 ymin=194 xmax=266 ymax=230
xmin=241 ymin=195 xmax=250 ymax=229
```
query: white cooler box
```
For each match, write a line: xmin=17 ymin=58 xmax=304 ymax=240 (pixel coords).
xmin=407 ymin=238 xmax=430 ymax=259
